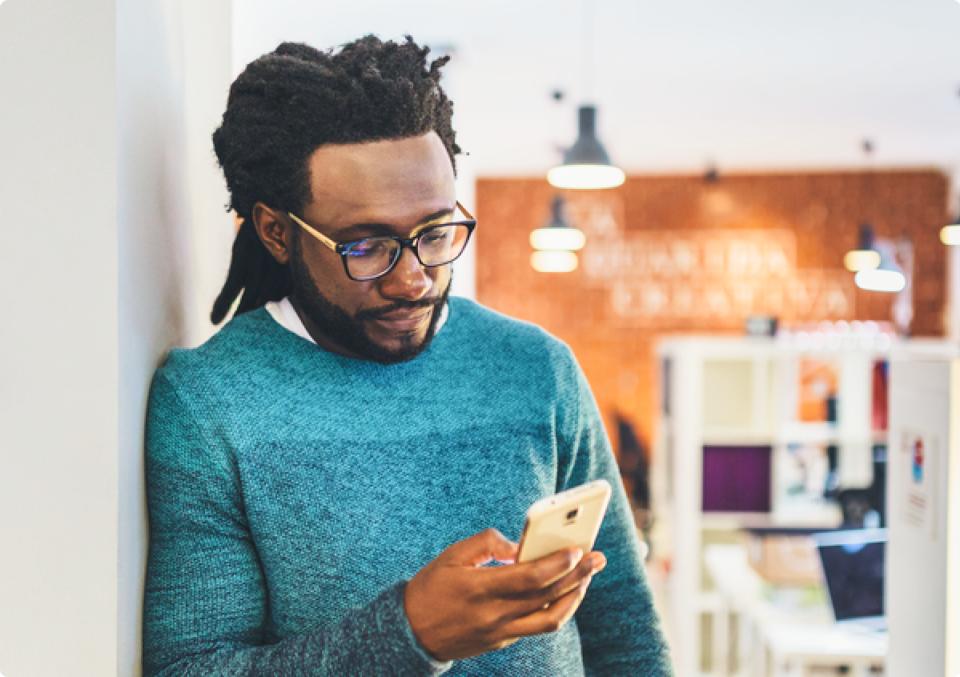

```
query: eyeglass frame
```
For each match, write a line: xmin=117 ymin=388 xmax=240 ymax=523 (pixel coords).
xmin=286 ymin=201 xmax=477 ymax=281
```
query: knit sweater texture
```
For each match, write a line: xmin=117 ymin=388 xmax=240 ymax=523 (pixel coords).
xmin=143 ymin=297 xmax=672 ymax=676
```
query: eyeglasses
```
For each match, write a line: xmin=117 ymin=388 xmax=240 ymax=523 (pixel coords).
xmin=287 ymin=202 xmax=477 ymax=281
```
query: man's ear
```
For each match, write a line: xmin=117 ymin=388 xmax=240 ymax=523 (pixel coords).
xmin=251 ymin=201 xmax=292 ymax=265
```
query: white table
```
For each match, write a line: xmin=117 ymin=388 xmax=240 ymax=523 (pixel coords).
xmin=703 ymin=544 xmax=887 ymax=677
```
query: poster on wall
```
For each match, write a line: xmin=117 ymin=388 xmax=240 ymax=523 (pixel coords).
xmin=564 ymin=193 xmax=857 ymax=328
xmin=900 ymin=429 xmax=940 ymax=541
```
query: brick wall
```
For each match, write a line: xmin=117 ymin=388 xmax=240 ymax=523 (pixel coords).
xmin=475 ymin=170 xmax=949 ymax=458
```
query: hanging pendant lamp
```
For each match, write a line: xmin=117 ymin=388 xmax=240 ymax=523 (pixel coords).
xmin=854 ymin=242 xmax=906 ymax=293
xmin=531 ymin=250 xmax=580 ymax=273
xmin=547 ymin=105 xmax=625 ymax=190
xmin=844 ymin=223 xmax=882 ymax=272
xmin=530 ymin=195 xmax=586 ymax=251
xmin=530 ymin=195 xmax=585 ymax=273
xmin=940 ymin=199 xmax=960 ymax=246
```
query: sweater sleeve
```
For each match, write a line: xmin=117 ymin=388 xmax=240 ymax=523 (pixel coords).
xmin=554 ymin=346 xmax=674 ymax=676
xmin=143 ymin=369 xmax=452 ymax=677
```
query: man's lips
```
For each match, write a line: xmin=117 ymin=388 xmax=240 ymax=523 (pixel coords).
xmin=370 ymin=308 xmax=433 ymax=331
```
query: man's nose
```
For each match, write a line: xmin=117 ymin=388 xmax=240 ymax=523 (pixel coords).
xmin=378 ymin=246 xmax=431 ymax=301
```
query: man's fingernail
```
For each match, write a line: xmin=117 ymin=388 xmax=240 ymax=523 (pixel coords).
xmin=571 ymin=548 xmax=584 ymax=566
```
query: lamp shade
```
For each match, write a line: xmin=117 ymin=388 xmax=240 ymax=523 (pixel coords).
xmin=844 ymin=223 xmax=881 ymax=272
xmin=547 ymin=105 xmax=625 ymax=190
xmin=531 ymin=250 xmax=579 ymax=273
xmin=855 ymin=242 xmax=906 ymax=293
xmin=529 ymin=196 xmax=586 ymax=252
xmin=855 ymin=268 xmax=906 ymax=293
xmin=941 ymin=202 xmax=960 ymax=246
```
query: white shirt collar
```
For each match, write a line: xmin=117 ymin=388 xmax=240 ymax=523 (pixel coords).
xmin=265 ymin=296 xmax=448 ymax=345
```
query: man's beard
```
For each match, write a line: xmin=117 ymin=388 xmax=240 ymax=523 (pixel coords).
xmin=287 ymin=235 xmax=451 ymax=364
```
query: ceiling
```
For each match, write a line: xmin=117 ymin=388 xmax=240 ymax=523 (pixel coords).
xmin=233 ymin=0 xmax=960 ymax=184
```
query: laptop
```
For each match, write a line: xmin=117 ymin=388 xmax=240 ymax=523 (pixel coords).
xmin=812 ymin=528 xmax=888 ymax=632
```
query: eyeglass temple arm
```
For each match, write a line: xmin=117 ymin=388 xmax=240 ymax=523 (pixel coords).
xmin=456 ymin=201 xmax=475 ymax=221
xmin=287 ymin=212 xmax=339 ymax=252
xmin=410 ymin=202 xmax=477 ymax=237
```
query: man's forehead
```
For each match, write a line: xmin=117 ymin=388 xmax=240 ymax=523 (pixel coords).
xmin=304 ymin=131 xmax=455 ymax=226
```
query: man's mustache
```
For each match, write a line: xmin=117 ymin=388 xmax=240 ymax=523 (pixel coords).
xmin=355 ymin=296 xmax=444 ymax=321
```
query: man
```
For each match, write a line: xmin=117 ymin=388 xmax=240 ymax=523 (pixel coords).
xmin=143 ymin=36 xmax=671 ymax=676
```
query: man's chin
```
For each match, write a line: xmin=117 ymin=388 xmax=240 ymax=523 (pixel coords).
xmin=362 ymin=320 xmax=433 ymax=364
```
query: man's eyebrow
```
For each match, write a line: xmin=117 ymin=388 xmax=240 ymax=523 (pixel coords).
xmin=332 ymin=207 xmax=456 ymax=239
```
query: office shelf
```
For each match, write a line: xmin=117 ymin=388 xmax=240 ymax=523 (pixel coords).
xmin=650 ymin=334 xmax=896 ymax=677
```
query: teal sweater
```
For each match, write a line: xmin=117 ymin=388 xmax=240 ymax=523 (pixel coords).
xmin=143 ymin=297 xmax=671 ymax=676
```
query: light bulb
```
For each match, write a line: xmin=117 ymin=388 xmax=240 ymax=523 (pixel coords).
xmin=855 ymin=268 xmax=906 ymax=293
xmin=531 ymin=250 xmax=579 ymax=273
xmin=940 ymin=225 xmax=960 ymax=246
xmin=529 ymin=227 xmax=586 ymax=251
xmin=547 ymin=164 xmax=625 ymax=190
xmin=843 ymin=249 xmax=881 ymax=272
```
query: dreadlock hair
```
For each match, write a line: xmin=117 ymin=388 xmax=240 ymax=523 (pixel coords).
xmin=210 ymin=35 xmax=461 ymax=325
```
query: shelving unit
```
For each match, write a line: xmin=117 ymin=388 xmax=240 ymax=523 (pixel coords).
xmin=651 ymin=333 xmax=909 ymax=677
xmin=886 ymin=348 xmax=960 ymax=677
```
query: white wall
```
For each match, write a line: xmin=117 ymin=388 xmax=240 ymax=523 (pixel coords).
xmin=0 ymin=0 xmax=233 ymax=674
xmin=0 ymin=0 xmax=119 ymax=674
xmin=116 ymin=0 xmax=233 ymax=674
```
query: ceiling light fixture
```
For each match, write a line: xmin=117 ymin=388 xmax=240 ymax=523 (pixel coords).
xmin=547 ymin=0 xmax=625 ymax=191
xmin=844 ymin=139 xmax=887 ymax=275
xmin=855 ymin=267 xmax=907 ymax=293
xmin=530 ymin=195 xmax=586 ymax=252
xmin=854 ymin=241 xmax=907 ymax=293
xmin=548 ymin=105 xmax=625 ymax=190
xmin=844 ymin=223 xmax=882 ymax=272
xmin=531 ymin=250 xmax=579 ymax=273
xmin=529 ymin=196 xmax=585 ymax=273
xmin=940 ymin=200 xmax=960 ymax=246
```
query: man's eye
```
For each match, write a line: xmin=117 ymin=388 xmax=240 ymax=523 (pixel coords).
xmin=423 ymin=231 xmax=450 ymax=244
xmin=347 ymin=240 xmax=390 ymax=257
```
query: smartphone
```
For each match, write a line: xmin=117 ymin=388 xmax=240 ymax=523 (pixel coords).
xmin=517 ymin=479 xmax=612 ymax=564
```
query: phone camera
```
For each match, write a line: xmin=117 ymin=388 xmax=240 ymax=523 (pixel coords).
xmin=565 ymin=507 xmax=580 ymax=522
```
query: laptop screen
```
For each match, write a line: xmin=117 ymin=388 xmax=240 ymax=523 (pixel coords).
xmin=814 ymin=528 xmax=886 ymax=621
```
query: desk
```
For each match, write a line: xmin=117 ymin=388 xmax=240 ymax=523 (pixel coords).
xmin=704 ymin=544 xmax=887 ymax=677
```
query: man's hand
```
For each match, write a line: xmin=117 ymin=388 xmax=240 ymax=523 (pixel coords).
xmin=403 ymin=528 xmax=607 ymax=662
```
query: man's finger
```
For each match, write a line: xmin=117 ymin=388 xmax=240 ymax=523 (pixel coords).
xmin=443 ymin=528 xmax=519 ymax=567
xmin=479 ymin=547 xmax=584 ymax=597
xmin=499 ymin=571 xmax=595 ymax=622
xmin=494 ymin=577 xmax=590 ymax=639
xmin=522 ymin=550 xmax=604 ymax=596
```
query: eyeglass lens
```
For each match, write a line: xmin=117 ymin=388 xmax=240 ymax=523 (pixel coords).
xmin=343 ymin=224 xmax=471 ymax=280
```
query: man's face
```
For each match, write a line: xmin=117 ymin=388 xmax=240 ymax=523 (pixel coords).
xmin=285 ymin=131 xmax=457 ymax=364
